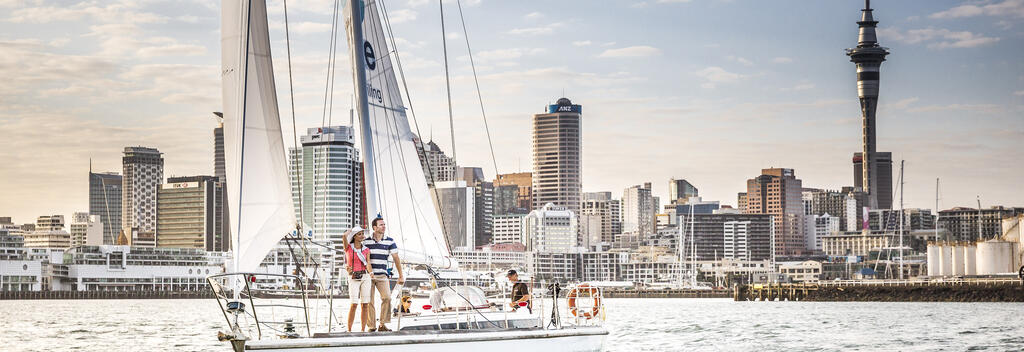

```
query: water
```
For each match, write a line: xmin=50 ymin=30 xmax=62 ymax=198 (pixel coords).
xmin=3 ymin=298 xmax=1023 ymax=351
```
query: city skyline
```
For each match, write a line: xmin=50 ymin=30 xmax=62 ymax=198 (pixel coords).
xmin=2 ymin=0 xmax=1023 ymax=223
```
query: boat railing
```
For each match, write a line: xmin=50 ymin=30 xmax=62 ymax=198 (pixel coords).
xmin=207 ymin=272 xmax=316 ymax=340
xmin=563 ymin=283 xmax=606 ymax=327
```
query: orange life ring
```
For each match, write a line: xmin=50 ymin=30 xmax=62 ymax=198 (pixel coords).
xmin=567 ymin=283 xmax=601 ymax=319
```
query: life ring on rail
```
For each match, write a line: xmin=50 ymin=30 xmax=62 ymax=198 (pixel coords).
xmin=567 ymin=283 xmax=601 ymax=319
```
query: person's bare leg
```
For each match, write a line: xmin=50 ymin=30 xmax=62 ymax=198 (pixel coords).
xmin=360 ymin=303 xmax=370 ymax=331
xmin=347 ymin=303 xmax=358 ymax=332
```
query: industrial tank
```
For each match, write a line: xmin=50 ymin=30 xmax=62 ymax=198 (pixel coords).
xmin=926 ymin=242 xmax=941 ymax=277
xmin=976 ymin=240 xmax=1014 ymax=275
xmin=963 ymin=244 xmax=977 ymax=276
xmin=951 ymin=242 xmax=966 ymax=276
xmin=939 ymin=244 xmax=953 ymax=276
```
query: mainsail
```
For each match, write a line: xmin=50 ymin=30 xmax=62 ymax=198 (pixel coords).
xmin=222 ymin=0 xmax=297 ymax=273
xmin=345 ymin=0 xmax=456 ymax=269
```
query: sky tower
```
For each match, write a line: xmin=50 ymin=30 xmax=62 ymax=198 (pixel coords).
xmin=847 ymin=0 xmax=892 ymax=211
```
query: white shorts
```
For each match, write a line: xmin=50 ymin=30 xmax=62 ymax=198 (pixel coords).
xmin=348 ymin=274 xmax=372 ymax=304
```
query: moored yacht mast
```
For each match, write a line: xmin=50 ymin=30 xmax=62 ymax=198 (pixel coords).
xmin=346 ymin=0 xmax=379 ymax=221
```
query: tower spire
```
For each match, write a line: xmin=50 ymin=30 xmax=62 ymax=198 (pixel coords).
xmin=847 ymin=0 xmax=891 ymax=213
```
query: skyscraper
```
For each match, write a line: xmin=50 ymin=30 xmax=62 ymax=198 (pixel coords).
xmin=847 ymin=0 xmax=893 ymax=211
xmin=458 ymin=167 xmax=494 ymax=247
xmin=622 ymin=183 xmax=655 ymax=237
xmin=289 ymin=126 xmax=362 ymax=251
xmin=121 ymin=146 xmax=163 ymax=247
xmin=744 ymin=168 xmax=804 ymax=256
xmin=70 ymin=212 xmax=103 ymax=247
xmin=156 ymin=176 xmax=222 ymax=250
xmin=413 ymin=136 xmax=457 ymax=187
xmin=89 ymin=169 xmax=122 ymax=244
xmin=532 ymin=98 xmax=582 ymax=216
xmin=668 ymin=178 xmax=698 ymax=205
xmin=434 ymin=181 xmax=475 ymax=251
xmin=213 ymin=112 xmax=229 ymax=250
xmin=581 ymin=191 xmax=616 ymax=244
xmin=495 ymin=172 xmax=532 ymax=210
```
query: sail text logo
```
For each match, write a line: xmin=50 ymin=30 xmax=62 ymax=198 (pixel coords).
xmin=367 ymin=84 xmax=383 ymax=104
xmin=364 ymin=41 xmax=377 ymax=70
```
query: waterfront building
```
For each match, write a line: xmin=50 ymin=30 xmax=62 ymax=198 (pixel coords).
xmin=939 ymin=206 xmax=1024 ymax=242
xmin=623 ymin=183 xmax=655 ymax=237
xmin=847 ymin=1 xmax=893 ymax=211
xmin=459 ymin=167 xmax=494 ymax=247
xmin=669 ymin=179 xmax=698 ymax=205
xmin=778 ymin=261 xmax=822 ymax=282
xmin=35 ymin=215 xmax=64 ymax=231
xmin=524 ymin=203 xmax=577 ymax=253
xmin=156 ymin=176 xmax=223 ymax=251
xmin=494 ymin=172 xmax=532 ymax=210
xmin=666 ymin=196 xmax=720 ymax=217
xmin=492 ymin=213 xmax=526 ymax=245
xmin=435 ymin=181 xmax=475 ymax=251
xmin=744 ymin=168 xmax=805 ymax=256
xmin=822 ymin=232 xmax=889 ymax=257
xmin=803 ymin=214 xmax=840 ymax=252
xmin=868 ymin=208 xmax=936 ymax=232
xmin=24 ymin=216 xmax=71 ymax=249
xmin=413 ymin=136 xmax=457 ymax=187
xmin=121 ymin=147 xmax=164 ymax=247
xmin=70 ymin=212 xmax=103 ymax=247
xmin=687 ymin=213 xmax=773 ymax=261
xmin=532 ymin=98 xmax=582 ymax=215
xmin=288 ymin=126 xmax=362 ymax=250
xmin=452 ymin=246 xmax=527 ymax=272
xmin=89 ymin=170 xmax=122 ymax=244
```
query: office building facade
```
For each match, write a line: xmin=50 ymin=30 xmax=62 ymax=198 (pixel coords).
xmin=532 ymin=98 xmax=582 ymax=215
xmin=121 ymin=147 xmax=164 ymax=247
xmin=89 ymin=171 xmax=122 ymax=245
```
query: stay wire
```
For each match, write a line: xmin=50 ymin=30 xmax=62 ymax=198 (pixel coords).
xmin=455 ymin=0 xmax=499 ymax=177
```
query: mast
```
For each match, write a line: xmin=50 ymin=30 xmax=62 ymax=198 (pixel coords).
xmin=976 ymin=196 xmax=983 ymax=241
xmin=935 ymin=178 xmax=939 ymax=241
xmin=689 ymin=200 xmax=696 ymax=286
xmin=348 ymin=0 xmax=379 ymax=221
xmin=898 ymin=160 xmax=904 ymax=280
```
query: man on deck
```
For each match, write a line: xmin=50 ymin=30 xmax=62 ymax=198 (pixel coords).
xmin=364 ymin=216 xmax=405 ymax=332
xmin=507 ymin=269 xmax=531 ymax=313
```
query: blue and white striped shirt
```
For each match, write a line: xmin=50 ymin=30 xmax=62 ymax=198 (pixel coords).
xmin=362 ymin=236 xmax=398 ymax=276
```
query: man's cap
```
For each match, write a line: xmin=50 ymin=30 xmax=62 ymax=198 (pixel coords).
xmin=506 ymin=269 xmax=517 ymax=277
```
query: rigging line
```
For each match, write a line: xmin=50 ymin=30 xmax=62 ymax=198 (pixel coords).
xmin=455 ymin=0 xmax=499 ymax=177
xmin=379 ymin=0 xmax=455 ymax=257
xmin=368 ymin=2 xmax=430 ymax=261
xmin=439 ymin=0 xmax=458 ymax=165
xmin=234 ymin=0 xmax=254 ymax=277
xmin=320 ymin=0 xmax=342 ymax=128
xmin=283 ymin=0 xmax=301 ymax=231
xmin=326 ymin=0 xmax=342 ymax=128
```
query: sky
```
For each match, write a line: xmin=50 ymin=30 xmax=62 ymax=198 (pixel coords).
xmin=0 ymin=0 xmax=1022 ymax=225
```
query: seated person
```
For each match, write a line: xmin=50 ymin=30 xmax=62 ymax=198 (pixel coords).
xmin=506 ymin=269 xmax=531 ymax=313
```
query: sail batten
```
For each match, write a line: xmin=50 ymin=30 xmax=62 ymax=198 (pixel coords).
xmin=346 ymin=0 xmax=456 ymax=269
xmin=222 ymin=0 xmax=296 ymax=273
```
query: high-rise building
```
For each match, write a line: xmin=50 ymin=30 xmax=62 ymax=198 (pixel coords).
xmin=35 ymin=215 xmax=64 ymax=231
xmin=622 ymin=183 xmax=655 ymax=237
xmin=413 ymin=136 xmax=457 ymax=187
xmin=70 ymin=212 xmax=103 ymax=247
xmin=213 ymin=112 xmax=229 ymax=251
xmin=24 ymin=215 xmax=70 ymax=248
xmin=492 ymin=213 xmax=526 ymax=245
xmin=665 ymin=197 xmax=720 ymax=217
xmin=156 ymin=176 xmax=222 ymax=250
xmin=121 ymin=147 xmax=164 ymax=247
xmin=737 ymin=192 xmax=748 ymax=212
xmin=847 ymin=1 xmax=893 ymax=211
xmin=435 ymin=181 xmax=475 ymax=251
xmin=524 ymin=203 xmax=577 ymax=253
xmin=458 ymin=167 xmax=494 ymax=247
xmin=938 ymin=206 xmax=1024 ymax=242
xmin=581 ymin=192 xmax=616 ymax=245
xmin=495 ymin=172 xmax=532 ymax=210
xmin=493 ymin=184 xmax=522 ymax=215
xmin=802 ymin=188 xmax=865 ymax=232
xmin=868 ymin=208 xmax=936 ymax=232
xmin=744 ymin=168 xmax=805 ymax=256
xmin=289 ymin=126 xmax=362 ymax=251
xmin=89 ymin=170 xmax=122 ymax=245
xmin=685 ymin=213 xmax=773 ymax=261
xmin=668 ymin=179 xmax=698 ymax=205
xmin=804 ymin=213 xmax=840 ymax=252
xmin=532 ymin=98 xmax=582 ymax=215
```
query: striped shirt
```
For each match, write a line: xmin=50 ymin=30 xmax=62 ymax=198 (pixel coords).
xmin=362 ymin=235 xmax=398 ymax=276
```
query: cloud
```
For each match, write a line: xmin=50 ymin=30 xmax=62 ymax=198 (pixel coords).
xmin=1014 ymin=91 xmax=1024 ymax=96
xmin=656 ymin=0 xmax=693 ymax=3
xmin=292 ymin=21 xmax=333 ymax=34
xmin=695 ymin=66 xmax=745 ymax=88
xmin=885 ymin=97 xmax=920 ymax=110
xmin=906 ymin=103 xmax=1002 ymax=114
xmin=572 ymin=40 xmax=592 ymax=47
xmin=772 ymin=57 xmax=793 ymax=64
xmin=136 ymin=44 xmax=207 ymax=58
xmin=598 ymin=45 xmax=662 ymax=58
xmin=929 ymin=0 xmax=1024 ymax=19
xmin=524 ymin=12 xmax=543 ymax=20
xmin=726 ymin=55 xmax=753 ymax=66
xmin=475 ymin=48 xmax=546 ymax=61
xmin=781 ymin=83 xmax=815 ymax=92
xmin=507 ymin=23 xmax=563 ymax=35
xmin=879 ymin=27 xmax=1000 ymax=49
xmin=388 ymin=9 xmax=417 ymax=24
xmin=7 ymin=3 xmax=168 ymax=24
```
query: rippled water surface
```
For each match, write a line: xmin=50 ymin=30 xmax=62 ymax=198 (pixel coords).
xmin=3 ymin=298 xmax=1023 ymax=351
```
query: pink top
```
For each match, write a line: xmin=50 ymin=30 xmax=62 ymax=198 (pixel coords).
xmin=347 ymin=245 xmax=371 ymax=272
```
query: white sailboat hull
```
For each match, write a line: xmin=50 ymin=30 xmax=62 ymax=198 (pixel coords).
xmin=244 ymin=326 xmax=608 ymax=351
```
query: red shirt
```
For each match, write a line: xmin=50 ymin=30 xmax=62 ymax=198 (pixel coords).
xmin=347 ymin=245 xmax=371 ymax=272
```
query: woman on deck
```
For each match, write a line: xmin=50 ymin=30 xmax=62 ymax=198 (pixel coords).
xmin=345 ymin=227 xmax=373 ymax=332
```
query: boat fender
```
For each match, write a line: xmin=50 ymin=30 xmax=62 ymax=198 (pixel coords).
xmin=567 ymin=283 xmax=602 ymax=319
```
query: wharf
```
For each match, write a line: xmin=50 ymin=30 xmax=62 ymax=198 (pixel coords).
xmin=734 ymin=278 xmax=1024 ymax=302
xmin=603 ymin=288 xmax=730 ymax=299
xmin=0 ymin=290 xmax=216 ymax=300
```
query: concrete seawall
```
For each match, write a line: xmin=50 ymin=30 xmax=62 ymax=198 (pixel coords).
xmin=0 ymin=290 xmax=215 ymax=300
xmin=735 ymin=280 xmax=1024 ymax=302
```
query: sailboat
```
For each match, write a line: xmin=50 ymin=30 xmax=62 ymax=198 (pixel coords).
xmin=207 ymin=0 xmax=608 ymax=350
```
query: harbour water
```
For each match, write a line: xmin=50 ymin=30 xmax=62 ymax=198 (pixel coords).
xmin=3 ymin=298 xmax=1023 ymax=351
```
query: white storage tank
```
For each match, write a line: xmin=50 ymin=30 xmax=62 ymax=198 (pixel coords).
xmin=976 ymin=240 xmax=1014 ymax=275
xmin=939 ymin=244 xmax=953 ymax=276
xmin=951 ymin=243 xmax=966 ymax=276
xmin=963 ymin=244 xmax=977 ymax=276
xmin=926 ymin=242 xmax=941 ymax=277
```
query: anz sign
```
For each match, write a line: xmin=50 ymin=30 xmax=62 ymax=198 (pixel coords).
xmin=547 ymin=104 xmax=582 ymax=114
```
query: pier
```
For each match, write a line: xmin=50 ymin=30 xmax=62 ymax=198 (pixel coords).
xmin=603 ymin=289 xmax=731 ymax=299
xmin=0 ymin=290 xmax=215 ymax=300
xmin=734 ymin=278 xmax=1024 ymax=302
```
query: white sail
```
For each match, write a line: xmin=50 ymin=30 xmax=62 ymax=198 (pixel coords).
xmin=222 ymin=0 xmax=296 ymax=273
xmin=345 ymin=0 xmax=456 ymax=269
